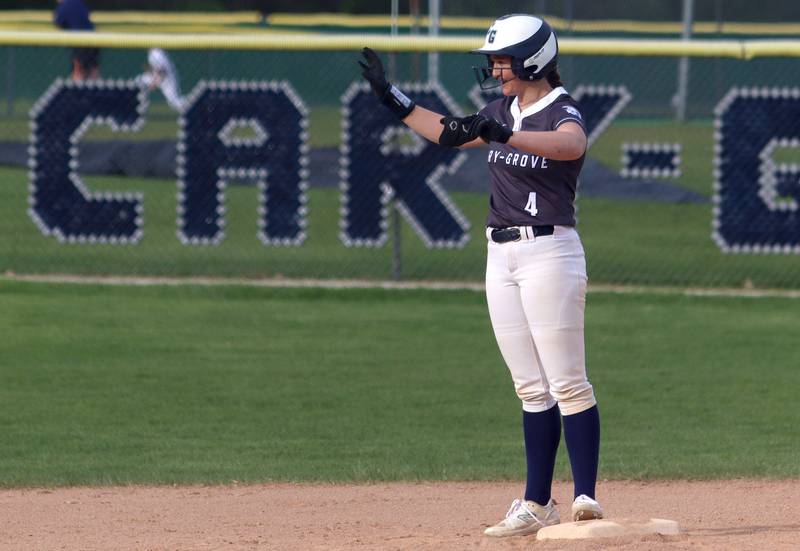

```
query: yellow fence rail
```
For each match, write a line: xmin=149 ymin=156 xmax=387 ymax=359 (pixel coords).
xmin=0 ymin=31 xmax=798 ymax=59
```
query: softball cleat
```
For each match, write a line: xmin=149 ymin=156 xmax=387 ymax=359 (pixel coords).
xmin=484 ymin=498 xmax=560 ymax=537
xmin=572 ymin=494 xmax=604 ymax=521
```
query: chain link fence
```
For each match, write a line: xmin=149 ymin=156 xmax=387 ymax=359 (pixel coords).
xmin=1 ymin=28 xmax=800 ymax=288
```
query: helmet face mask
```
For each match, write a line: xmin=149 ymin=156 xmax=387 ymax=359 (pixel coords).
xmin=473 ymin=56 xmax=515 ymax=90
xmin=473 ymin=64 xmax=500 ymax=90
xmin=471 ymin=14 xmax=558 ymax=88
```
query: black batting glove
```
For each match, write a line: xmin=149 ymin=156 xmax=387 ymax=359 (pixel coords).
xmin=479 ymin=117 xmax=513 ymax=144
xmin=439 ymin=114 xmax=488 ymax=147
xmin=358 ymin=46 xmax=389 ymax=97
xmin=358 ymin=47 xmax=416 ymax=120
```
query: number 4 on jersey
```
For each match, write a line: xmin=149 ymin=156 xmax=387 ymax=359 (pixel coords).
xmin=524 ymin=192 xmax=538 ymax=216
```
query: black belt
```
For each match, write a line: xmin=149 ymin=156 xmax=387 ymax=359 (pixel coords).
xmin=490 ymin=225 xmax=555 ymax=243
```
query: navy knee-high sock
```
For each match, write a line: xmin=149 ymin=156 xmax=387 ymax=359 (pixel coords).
xmin=522 ymin=405 xmax=561 ymax=505
xmin=562 ymin=405 xmax=600 ymax=499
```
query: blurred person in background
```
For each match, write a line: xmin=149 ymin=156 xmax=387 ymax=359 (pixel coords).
xmin=54 ymin=0 xmax=100 ymax=81
xmin=138 ymin=48 xmax=187 ymax=112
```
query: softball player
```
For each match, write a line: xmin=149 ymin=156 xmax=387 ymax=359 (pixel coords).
xmin=359 ymin=13 xmax=602 ymax=537
xmin=138 ymin=48 xmax=186 ymax=112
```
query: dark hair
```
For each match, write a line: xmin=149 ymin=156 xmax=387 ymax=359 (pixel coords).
xmin=546 ymin=67 xmax=563 ymax=88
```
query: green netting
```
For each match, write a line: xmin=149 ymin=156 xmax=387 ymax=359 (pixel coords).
xmin=2 ymin=36 xmax=799 ymax=288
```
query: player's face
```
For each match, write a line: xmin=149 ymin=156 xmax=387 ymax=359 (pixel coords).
xmin=489 ymin=55 xmax=517 ymax=94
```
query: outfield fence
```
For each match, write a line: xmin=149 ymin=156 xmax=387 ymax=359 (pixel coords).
xmin=1 ymin=29 xmax=800 ymax=288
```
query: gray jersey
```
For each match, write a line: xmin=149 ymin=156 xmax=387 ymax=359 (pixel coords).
xmin=479 ymin=86 xmax=586 ymax=227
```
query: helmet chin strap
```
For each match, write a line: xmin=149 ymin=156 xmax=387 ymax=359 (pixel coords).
xmin=496 ymin=67 xmax=518 ymax=85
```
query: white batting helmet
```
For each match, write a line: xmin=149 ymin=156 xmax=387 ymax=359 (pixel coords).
xmin=472 ymin=14 xmax=559 ymax=88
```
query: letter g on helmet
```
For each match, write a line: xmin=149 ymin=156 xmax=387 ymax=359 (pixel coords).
xmin=471 ymin=14 xmax=558 ymax=89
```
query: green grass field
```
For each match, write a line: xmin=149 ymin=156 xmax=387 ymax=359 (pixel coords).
xmin=0 ymin=280 xmax=797 ymax=487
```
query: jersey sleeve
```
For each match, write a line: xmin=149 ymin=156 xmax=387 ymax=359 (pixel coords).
xmin=550 ymin=98 xmax=586 ymax=132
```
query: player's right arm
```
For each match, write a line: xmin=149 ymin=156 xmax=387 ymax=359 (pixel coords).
xmin=400 ymin=105 xmax=445 ymax=144
xmin=358 ymin=47 xmax=485 ymax=149
xmin=402 ymin=106 xmax=484 ymax=149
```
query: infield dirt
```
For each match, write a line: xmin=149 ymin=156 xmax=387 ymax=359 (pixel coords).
xmin=1 ymin=479 xmax=797 ymax=550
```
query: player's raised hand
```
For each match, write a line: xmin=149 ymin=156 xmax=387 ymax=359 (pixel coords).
xmin=357 ymin=46 xmax=416 ymax=120
xmin=358 ymin=47 xmax=389 ymax=97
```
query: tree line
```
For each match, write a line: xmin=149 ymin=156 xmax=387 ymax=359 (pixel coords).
xmin=12 ymin=0 xmax=800 ymax=22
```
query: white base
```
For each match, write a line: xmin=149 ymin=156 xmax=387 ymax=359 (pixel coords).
xmin=537 ymin=518 xmax=680 ymax=540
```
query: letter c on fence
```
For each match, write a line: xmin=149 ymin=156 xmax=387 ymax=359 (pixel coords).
xmin=28 ymin=79 xmax=146 ymax=244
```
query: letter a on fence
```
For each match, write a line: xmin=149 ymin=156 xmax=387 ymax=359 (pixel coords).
xmin=178 ymin=81 xmax=309 ymax=246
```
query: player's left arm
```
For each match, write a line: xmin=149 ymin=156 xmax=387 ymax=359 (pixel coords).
xmin=506 ymin=122 xmax=587 ymax=161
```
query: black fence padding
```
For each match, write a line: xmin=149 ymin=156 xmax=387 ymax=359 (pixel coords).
xmin=0 ymin=140 xmax=707 ymax=203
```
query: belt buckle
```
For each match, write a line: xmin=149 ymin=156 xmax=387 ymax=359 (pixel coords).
xmin=492 ymin=227 xmax=521 ymax=243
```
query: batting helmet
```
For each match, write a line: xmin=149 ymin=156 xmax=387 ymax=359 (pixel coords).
xmin=472 ymin=14 xmax=558 ymax=89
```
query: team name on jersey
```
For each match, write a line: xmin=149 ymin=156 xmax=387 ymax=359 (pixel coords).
xmin=488 ymin=149 xmax=549 ymax=169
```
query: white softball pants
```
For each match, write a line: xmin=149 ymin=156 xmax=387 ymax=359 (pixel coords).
xmin=485 ymin=225 xmax=596 ymax=415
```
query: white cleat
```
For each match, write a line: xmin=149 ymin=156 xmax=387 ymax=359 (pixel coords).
xmin=572 ymin=494 xmax=604 ymax=522
xmin=484 ymin=498 xmax=560 ymax=537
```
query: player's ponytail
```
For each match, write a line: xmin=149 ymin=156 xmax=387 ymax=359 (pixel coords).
xmin=546 ymin=68 xmax=563 ymax=88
